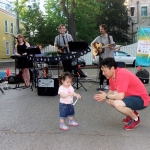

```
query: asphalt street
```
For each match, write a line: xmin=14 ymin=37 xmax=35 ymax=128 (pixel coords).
xmin=0 ymin=63 xmax=150 ymax=150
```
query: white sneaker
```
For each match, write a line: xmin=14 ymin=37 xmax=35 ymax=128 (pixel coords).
xmin=104 ymin=85 xmax=109 ymax=90
xmin=68 ymin=120 xmax=78 ymax=126
xmin=60 ymin=124 xmax=69 ymax=130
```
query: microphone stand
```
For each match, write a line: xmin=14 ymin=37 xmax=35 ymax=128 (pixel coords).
xmin=11 ymin=35 xmax=21 ymax=90
xmin=25 ymin=47 xmax=41 ymax=91
xmin=0 ymin=87 xmax=4 ymax=94
xmin=68 ymin=42 xmax=88 ymax=91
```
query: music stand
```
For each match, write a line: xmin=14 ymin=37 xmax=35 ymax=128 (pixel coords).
xmin=10 ymin=55 xmax=23 ymax=90
xmin=68 ymin=41 xmax=88 ymax=91
xmin=26 ymin=47 xmax=41 ymax=55
xmin=25 ymin=47 xmax=41 ymax=90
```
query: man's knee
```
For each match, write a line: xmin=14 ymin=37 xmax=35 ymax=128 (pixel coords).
xmin=113 ymin=100 xmax=126 ymax=109
xmin=106 ymin=99 xmax=115 ymax=107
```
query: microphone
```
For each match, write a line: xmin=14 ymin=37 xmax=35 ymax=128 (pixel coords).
xmin=12 ymin=35 xmax=18 ymax=39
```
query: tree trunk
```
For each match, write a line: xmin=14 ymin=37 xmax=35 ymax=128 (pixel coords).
xmin=60 ymin=0 xmax=77 ymax=40
xmin=69 ymin=15 xmax=76 ymax=40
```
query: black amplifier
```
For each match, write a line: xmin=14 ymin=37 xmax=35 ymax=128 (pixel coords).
xmin=8 ymin=75 xmax=17 ymax=84
xmin=136 ymin=69 xmax=149 ymax=84
xmin=37 ymin=78 xmax=59 ymax=96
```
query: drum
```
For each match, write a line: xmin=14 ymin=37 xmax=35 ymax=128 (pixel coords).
xmin=30 ymin=68 xmax=39 ymax=79
xmin=37 ymin=62 xmax=48 ymax=70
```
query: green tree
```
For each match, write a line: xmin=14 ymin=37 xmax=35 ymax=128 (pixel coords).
xmin=45 ymin=0 xmax=102 ymax=43
xmin=96 ymin=0 xmax=130 ymax=44
xmin=14 ymin=0 xmax=58 ymax=46
xmin=14 ymin=0 xmax=47 ymax=45
xmin=75 ymin=1 xmax=102 ymax=43
xmin=15 ymin=0 xmax=130 ymax=46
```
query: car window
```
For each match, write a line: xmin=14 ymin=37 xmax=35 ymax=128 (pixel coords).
xmin=118 ymin=52 xmax=127 ymax=56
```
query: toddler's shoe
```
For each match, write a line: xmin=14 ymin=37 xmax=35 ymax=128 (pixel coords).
xmin=60 ymin=124 xmax=69 ymax=131
xmin=68 ymin=120 xmax=78 ymax=126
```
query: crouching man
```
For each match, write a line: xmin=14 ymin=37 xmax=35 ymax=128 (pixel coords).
xmin=94 ymin=58 xmax=149 ymax=130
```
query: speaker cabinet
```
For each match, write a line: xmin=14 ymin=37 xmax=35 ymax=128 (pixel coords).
xmin=8 ymin=75 xmax=17 ymax=84
xmin=37 ymin=78 xmax=59 ymax=96
xmin=136 ymin=69 xmax=149 ymax=84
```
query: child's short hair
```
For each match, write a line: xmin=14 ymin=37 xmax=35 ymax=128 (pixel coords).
xmin=58 ymin=72 xmax=74 ymax=85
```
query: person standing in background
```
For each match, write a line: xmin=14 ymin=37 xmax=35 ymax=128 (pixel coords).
xmin=54 ymin=24 xmax=73 ymax=73
xmin=15 ymin=34 xmax=33 ymax=87
xmin=91 ymin=24 xmax=115 ymax=91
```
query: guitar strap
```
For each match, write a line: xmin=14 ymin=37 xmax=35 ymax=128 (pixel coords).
xmin=108 ymin=34 xmax=110 ymax=44
xmin=99 ymin=35 xmax=103 ymax=59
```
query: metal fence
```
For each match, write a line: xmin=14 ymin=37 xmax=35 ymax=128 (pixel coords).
xmin=43 ymin=43 xmax=138 ymax=65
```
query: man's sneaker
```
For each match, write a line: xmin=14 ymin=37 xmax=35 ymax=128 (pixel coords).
xmin=104 ymin=85 xmax=109 ymax=90
xmin=123 ymin=117 xmax=140 ymax=130
xmin=122 ymin=110 xmax=139 ymax=124
xmin=60 ymin=124 xmax=69 ymax=131
xmin=68 ymin=120 xmax=78 ymax=126
xmin=96 ymin=87 xmax=104 ymax=91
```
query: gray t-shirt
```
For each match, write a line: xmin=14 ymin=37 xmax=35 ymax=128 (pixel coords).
xmin=54 ymin=33 xmax=73 ymax=52
xmin=91 ymin=34 xmax=114 ymax=59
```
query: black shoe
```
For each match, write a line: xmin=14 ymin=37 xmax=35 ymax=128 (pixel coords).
xmin=80 ymin=75 xmax=87 ymax=78
xmin=96 ymin=87 xmax=105 ymax=91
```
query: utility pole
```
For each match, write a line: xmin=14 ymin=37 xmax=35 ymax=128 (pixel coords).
xmin=67 ymin=0 xmax=69 ymax=33
xmin=131 ymin=1 xmax=139 ymax=43
xmin=15 ymin=0 xmax=19 ymax=34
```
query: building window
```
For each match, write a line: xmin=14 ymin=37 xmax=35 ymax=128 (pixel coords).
xmin=12 ymin=45 xmax=15 ymax=55
xmin=6 ymin=41 xmax=10 ymax=55
xmin=141 ymin=6 xmax=147 ymax=16
xmin=4 ymin=20 xmax=9 ymax=33
xmin=130 ymin=7 xmax=135 ymax=16
xmin=10 ymin=22 xmax=14 ymax=34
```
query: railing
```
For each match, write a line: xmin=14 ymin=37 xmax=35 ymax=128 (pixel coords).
xmin=43 ymin=45 xmax=56 ymax=52
xmin=120 ymin=43 xmax=138 ymax=57
xmin=43 ymin=43 xmax=138 ymax=65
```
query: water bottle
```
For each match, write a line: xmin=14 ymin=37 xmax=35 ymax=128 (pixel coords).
xmin=4 ymin=81 xmax=8 ymax=90
xmin=50 ymin=70 xmax=53 ymax=78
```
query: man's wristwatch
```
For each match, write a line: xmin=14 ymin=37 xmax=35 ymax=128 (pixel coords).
xmin=106 ymin=94 xmax=109 ymax=99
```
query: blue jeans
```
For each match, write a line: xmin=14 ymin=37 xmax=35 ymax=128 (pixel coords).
xmin=123 ymin=96 xmax=147 ymax=110
xmin=59 ymin=103 xmax=75 ymax=119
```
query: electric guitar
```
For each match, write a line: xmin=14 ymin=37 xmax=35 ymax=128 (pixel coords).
xmin=92 ymin=42 xmax=115 ymax=56
xmin=57 ymin=46 xmax=68 ymax=54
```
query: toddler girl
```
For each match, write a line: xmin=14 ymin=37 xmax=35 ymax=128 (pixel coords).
xmin=58 ymin=72 xmax=81 ymax=130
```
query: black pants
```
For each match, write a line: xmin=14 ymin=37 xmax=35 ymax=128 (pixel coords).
xmin=99 ymin=57 xmax=109 ymax=86
xmin=99 ymin=70 xmax=109 ymax=85
xmin=62 ymin=59 xmax=72 ymax=73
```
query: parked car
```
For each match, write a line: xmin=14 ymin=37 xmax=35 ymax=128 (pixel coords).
xmin=92 ymin=51 xmax=136 ymax=67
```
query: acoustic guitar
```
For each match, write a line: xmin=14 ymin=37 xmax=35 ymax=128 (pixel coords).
xmin=92 ymin=42 xmax=115 ymax=56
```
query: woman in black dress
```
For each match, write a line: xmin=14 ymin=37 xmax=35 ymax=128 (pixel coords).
xmin=15 ymin=34 xmax=32 ymax=87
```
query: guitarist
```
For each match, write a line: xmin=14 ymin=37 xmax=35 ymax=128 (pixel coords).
xmin=54 ymin=24 xmax=73 ymax=73
xmin=91 ymin=24 xmax=115 ymax=91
